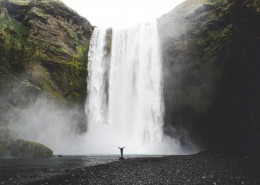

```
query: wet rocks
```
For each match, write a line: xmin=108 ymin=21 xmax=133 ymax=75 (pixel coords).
xmin=1 ymin=151 xmax=259 ymax=185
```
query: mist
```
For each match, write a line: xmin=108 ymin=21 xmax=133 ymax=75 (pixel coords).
xmin=5 ymin=97 xmax=87 ymax=155
xmin=0 ymin=0 xmax=202 ymax=156
xmin=2 ymin=94 xmax=196 ymax=155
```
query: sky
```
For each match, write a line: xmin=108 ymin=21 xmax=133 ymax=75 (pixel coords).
xmin=60 ymin=0 xmax=185 ymax=28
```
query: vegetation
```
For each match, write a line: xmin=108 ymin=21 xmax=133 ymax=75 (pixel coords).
xmin=158 ymin=0 xmax=260 ymax=150
xmin=0 ymin=0 xmax=93 ymax=155
xmin=0 ymin=8 xmax=28 ymax=73
xmin=0 ymin=0 xmax=93 ymax=105
xmin=0 ymin=127 xmax=53 ymax=157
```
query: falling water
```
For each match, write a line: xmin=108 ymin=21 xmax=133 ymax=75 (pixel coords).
xmin=85 ymin=22 xmax=182 ymax=154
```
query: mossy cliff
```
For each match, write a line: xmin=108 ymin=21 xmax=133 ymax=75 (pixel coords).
xmin=0 ymin=0 xmax=93 ymax=106
xmin=0 ymin=0 xmax=93 ymax=156
xmin=158 ymin=0 xmax=260 ymax=152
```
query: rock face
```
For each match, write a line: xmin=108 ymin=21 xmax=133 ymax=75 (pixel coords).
xmin=0 ymin=0 xmax=93 ymax=107
xmin=158 ymin=0 xmax=260 ymax=152
xmin=0 ymin=0 xmax=93 ymax=155
xmin=0 ymin=127 xmax=53 ymax=157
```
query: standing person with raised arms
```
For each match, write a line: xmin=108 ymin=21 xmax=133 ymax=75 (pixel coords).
xmin=118 ymin=146 xmax=125 ymax=160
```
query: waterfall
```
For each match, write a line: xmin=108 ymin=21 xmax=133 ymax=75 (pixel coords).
xmin=85 ymin=22 xmax=182 ymax=154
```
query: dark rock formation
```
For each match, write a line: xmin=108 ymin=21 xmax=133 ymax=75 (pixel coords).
xmin=0 ymin=0 xmax=93 ymax=106
xmin=0 ymin=127 xmax=53 ymax=157
xmin=158 ymin=0 xmax=260 ymax=153
xmin=0 ymin=0 xmax=93 ymax=155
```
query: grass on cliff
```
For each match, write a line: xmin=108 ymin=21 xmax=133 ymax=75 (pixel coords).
xmin=0 ymin=13 xmax=28 ymax=38
xmin=6 ymin=0 xmax=65 ymax=5
xmin=8 ymin=0 xmax=30 ymax=5
xmin=0 ymin=9 xmax=28 ymax=73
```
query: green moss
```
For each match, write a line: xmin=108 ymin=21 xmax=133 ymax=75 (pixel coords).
xmin=21 ymin=140 xmax=53 ymax=157
xmin=27 ymin=62 xmax=65 ymax=101
xmin=194 ymin=0 xmax=238 ymax=57
xmin=65 ymin=43 xmax=88 ymax=101
xmin=0 ymin=14 xmax=28 ymax=38
xmin=30 ymin=7 xmax=49 ymax=19
xmin=7 ymin=0 xmax=64 ymax=5
xmin=24 ymin=38 xmax=89 ymax=102
xmin=244 ymin=0 xmax=260 ymax=13
xmin=68 ymin=60 xmax=83 ymax=72
xmin=67 ymin=27 xmax=78 ymax=40
xmin=8 ymin=0 xmax=30 ymax=5
xmin=36 ymin=0 xmax=65 ymax=4
xmin=0 ymin=127 xmax=53 ymax=157
xmin=0 ymin=0 xmax=93 ymax=105
xmin=23 ymin=33 xmax=89 ymax=103
xmin=0 ymin=10 xmax=28 ymax=73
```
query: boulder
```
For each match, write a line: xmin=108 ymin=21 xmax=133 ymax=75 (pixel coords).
xmin=0 ymin=127 xmax=53 ymax=157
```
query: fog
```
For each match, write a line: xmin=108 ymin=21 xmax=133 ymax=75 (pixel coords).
xmin=6 ymin=97 xmax=88 ymax=155
xmin=0 ymin=61 xmax=199 ymax=155
xmin=3 ymin=95 xmax=196 ymax=155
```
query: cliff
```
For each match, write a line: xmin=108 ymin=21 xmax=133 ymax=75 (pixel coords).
xmin=0 ymin=0 xmax=93 ymax=156
xmin=0 ymin=0 xmax=93 ymax=107
xmin=158 ymin=0 xmax=260 ymax=153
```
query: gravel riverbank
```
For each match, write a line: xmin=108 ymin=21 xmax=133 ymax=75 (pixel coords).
xmin=1 ymin=151 xmax=260 ymax=185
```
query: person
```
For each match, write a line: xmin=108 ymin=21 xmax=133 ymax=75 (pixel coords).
xmin=118 ymin=146 xmax=125 ymax=159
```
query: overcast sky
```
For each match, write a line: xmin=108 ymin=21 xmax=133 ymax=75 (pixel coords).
xmin=60 ymin=0 xmax=185 ymax=28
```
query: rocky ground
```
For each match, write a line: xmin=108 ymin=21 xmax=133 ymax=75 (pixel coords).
xmin=1 ymin=151 xmax=260 ymax=185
